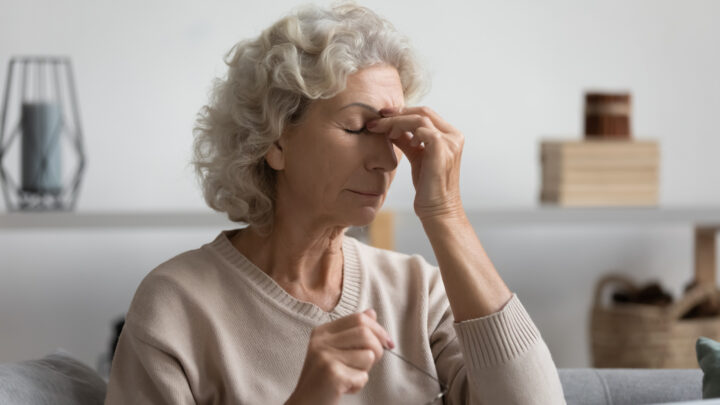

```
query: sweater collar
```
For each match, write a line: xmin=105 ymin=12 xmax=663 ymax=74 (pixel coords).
xmin=208 ymin=228 xmax=363 ymax=323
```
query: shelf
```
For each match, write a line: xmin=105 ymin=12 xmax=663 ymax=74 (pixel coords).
xmin=464 ymin=206 xmax=720 ymax=227
xmin=0 ymin=211 xmax=233 ymax=229
xmin=1 ymin=206 xmax=720 ymax=229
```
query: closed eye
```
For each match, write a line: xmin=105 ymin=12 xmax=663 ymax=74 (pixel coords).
xmin=344 ymin=126 xmax=369 ymax=135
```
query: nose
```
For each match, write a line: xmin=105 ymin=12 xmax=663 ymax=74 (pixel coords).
xmin=364 ymin=132 xmax=398 ymax=172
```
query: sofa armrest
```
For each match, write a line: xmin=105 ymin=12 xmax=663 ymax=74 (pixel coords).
xmin=0 ymin=349 xmax=106 ymax=405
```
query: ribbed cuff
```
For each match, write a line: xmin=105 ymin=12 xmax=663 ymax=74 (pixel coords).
xmin=453 ymin=293 xmax=541 ymax=369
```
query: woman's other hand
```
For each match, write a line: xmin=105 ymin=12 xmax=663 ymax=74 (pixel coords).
xmin=366 ymin=106 xmax=465 ymax=221
xmin=285 ymin=309 xmax=394 ymax=405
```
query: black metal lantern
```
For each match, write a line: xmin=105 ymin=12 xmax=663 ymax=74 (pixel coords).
xmin=0 ymin=56 xmax=86 ymax=211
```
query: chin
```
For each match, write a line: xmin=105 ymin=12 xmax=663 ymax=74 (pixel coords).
xmin=345 ymin=206 xmax=381 ymax=228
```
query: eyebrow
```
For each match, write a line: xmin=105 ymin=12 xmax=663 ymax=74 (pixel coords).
xmin=338 ymin=102 xmax=382 ymax=115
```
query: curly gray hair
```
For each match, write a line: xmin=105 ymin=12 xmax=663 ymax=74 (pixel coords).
xmin=190 ymin=0 xmax=430 ymax=233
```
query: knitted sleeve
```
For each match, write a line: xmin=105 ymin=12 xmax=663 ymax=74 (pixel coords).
xmin=424 ymin=261 xmax=567 ymax=404
xmin=104 ymin=323 xmax=196 ymax=405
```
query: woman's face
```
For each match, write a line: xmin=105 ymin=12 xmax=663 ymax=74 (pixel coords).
xmin=268 ymin=64 xmax=405 ymax=228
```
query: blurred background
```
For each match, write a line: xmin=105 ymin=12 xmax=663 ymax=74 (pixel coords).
xmin=1 ymin=0 xmax=719 ymax=377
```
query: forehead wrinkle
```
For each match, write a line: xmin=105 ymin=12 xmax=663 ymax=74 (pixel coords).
xmin=338 ymin=102 xmax=381 ymax=115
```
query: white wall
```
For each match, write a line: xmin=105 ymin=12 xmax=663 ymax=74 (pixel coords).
xmin=1 ymin=0 xmax=719 ymax=374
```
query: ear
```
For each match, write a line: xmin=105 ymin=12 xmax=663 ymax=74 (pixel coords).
xmin=265 ymin=138 xmax=285 ymax=171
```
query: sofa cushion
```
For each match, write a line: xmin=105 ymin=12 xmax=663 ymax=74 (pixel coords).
xmin=0 ymin=348 xmax=106 ymax=405
xmin=697 ymin=336 xmax=720 ymax=399
xmin=559 ymin=368 xmax=703 ymax=405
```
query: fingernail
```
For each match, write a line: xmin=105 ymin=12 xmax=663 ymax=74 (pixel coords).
xmin=387 ymin=338 xmax=395 ymax=349
xmin=366 ymin=119 xmax=378 ymax=129
xmin=378 ymin=107 xmax=400 ymax=115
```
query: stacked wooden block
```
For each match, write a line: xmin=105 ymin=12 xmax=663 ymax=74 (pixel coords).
xmin=540 ymin=91 xmax=660 ymax=206
xmin=540 ymin=139 xmax=659 ymax=206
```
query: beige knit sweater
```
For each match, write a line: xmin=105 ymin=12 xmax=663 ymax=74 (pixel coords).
xmin=105 ymin=228 xmax=566 ymax=404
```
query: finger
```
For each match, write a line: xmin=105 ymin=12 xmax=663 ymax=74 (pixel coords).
xmin=400 ymin=106 xmax=457 ymax=134
xmin=408 ymin=126 xmax=442 ymax=148
xmin=328 ymin=326 xmax=385 ymax=363
xmin=389 ymin=131 xmax=423 ymax=161
xmin=332 ymin=348 xmax=377 ymax=371
xmin=390 ymin=132 xmax=424 ymax=164
xmin=323 ymin=311 xmax=393 ymax=348
xmin=366 ymin=114 xmax=435 ymax=139
xmin=375 ymin=108 xmax=422 ymax=143
xmin=333 ymin=362 xmax=369 ymax=395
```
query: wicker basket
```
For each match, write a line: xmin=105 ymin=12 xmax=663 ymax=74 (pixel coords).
xmin=590 ymin=274 xmax=720 ymax=368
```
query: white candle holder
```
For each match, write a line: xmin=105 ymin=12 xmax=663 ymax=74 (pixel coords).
xmin=0 ymin=56 xmax=86 ymax=211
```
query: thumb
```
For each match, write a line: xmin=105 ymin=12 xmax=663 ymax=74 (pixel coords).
xmin=363 ymin=308 xmax=377 ymax=320
xmin=390 ymin=132 xmax=422 ymax=164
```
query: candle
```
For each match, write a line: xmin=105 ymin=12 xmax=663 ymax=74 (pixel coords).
xmin=584 ymin=92 xmax=632 ymax=139
xmin=21 ymin=101 xmax=62 ymax=194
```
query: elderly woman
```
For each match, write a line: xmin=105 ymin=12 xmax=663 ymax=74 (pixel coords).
xmin=106 ymin=2 xmax=565 ymax=404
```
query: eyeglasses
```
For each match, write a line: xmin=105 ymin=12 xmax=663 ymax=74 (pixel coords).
xmin=383 ymin=347 xmax=447 ymax=404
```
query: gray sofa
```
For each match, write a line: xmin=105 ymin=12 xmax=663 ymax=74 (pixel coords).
xmin=559 ymin=368 xmax=703 ymax=404
xmin=0 ymin=350 xmax=707 ymax=404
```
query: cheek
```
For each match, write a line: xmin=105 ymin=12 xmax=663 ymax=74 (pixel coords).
xmin=323 ymin=137 xmax=363 ymax=182
xmin=282 ymin=140 xmax=327 ymax=196
xmin=291 ymin=136 xmax=359 ymax=199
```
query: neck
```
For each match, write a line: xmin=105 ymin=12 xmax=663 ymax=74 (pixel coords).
xmin=231 ymin=215 xmax=346 ymax=294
